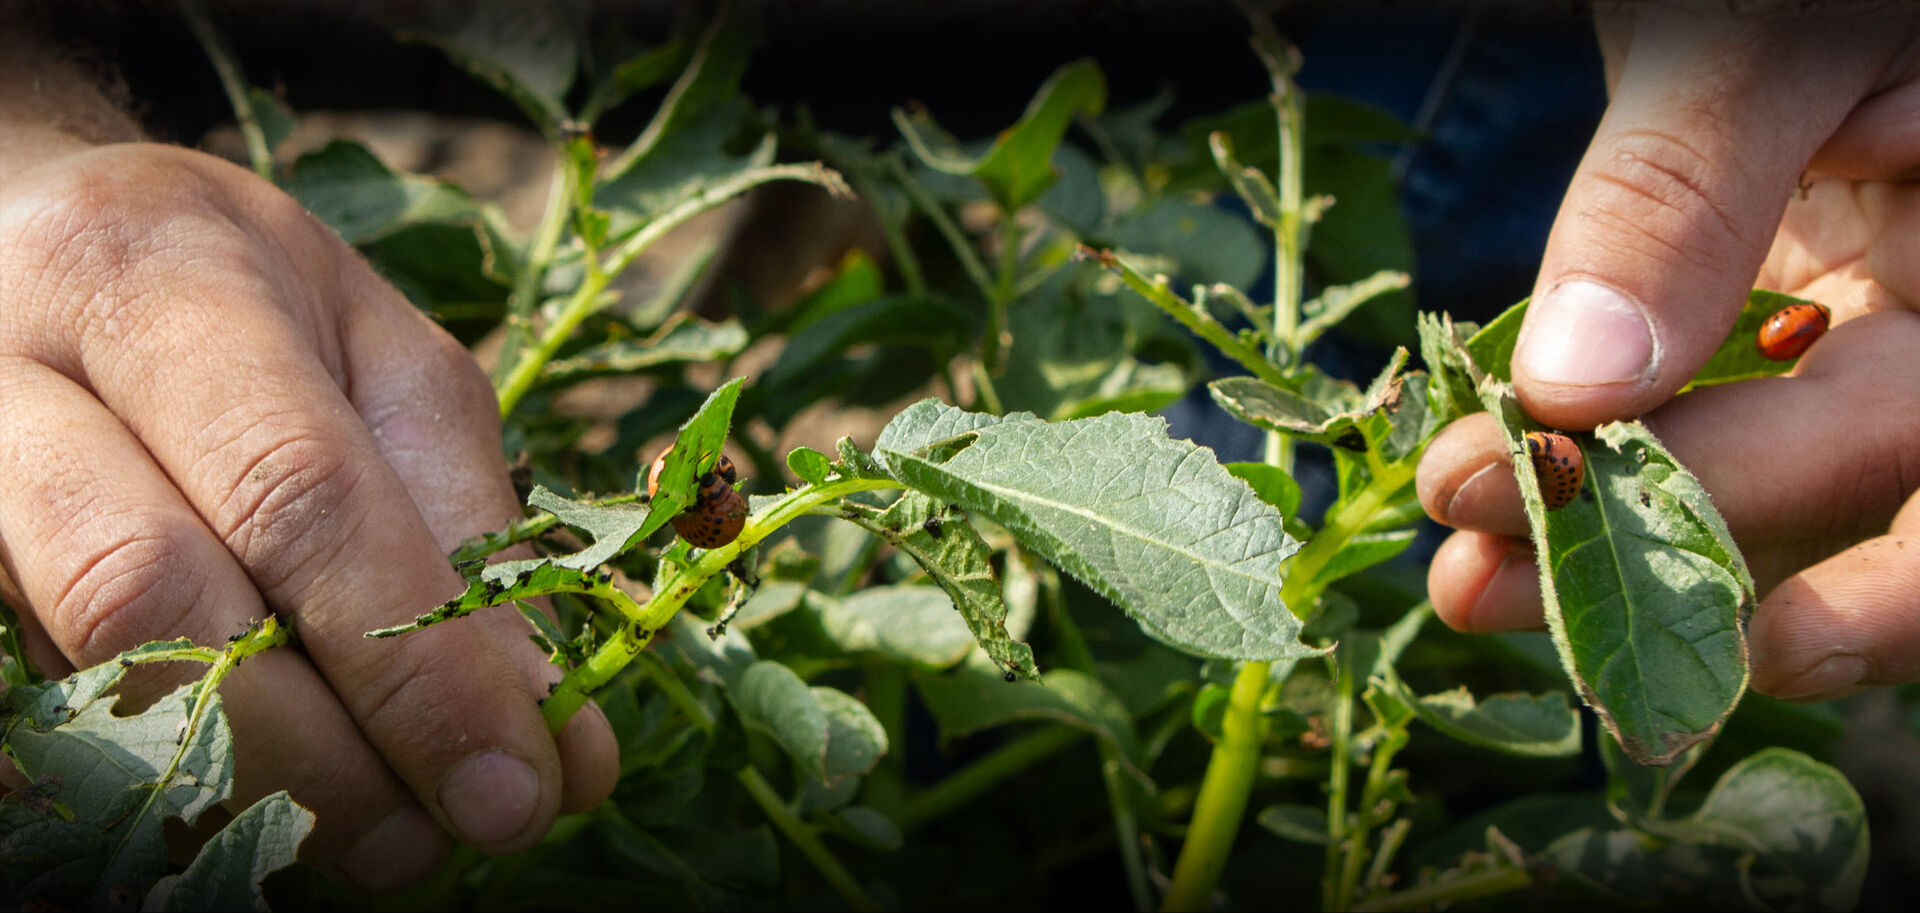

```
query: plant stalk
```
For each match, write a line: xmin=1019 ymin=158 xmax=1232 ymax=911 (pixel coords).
xmin=1160 ymin=659 xmax=1270 ymax=912
xmin=895 ymin=725 xmax=1084 ymax=833
xmin=179 ymin=0 xmax=275 ymax=180
xmin=541 ymin=475 xmax=900 ymax=732
xmin=736 ymin=765 xmax=881 ymax=913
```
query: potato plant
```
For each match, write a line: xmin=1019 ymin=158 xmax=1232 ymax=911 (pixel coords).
xmin=0 ymin=4 xmax=1870 ymax=912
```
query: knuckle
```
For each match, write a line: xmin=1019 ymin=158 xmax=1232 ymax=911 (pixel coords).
xmin=48 ymin=526 xmax=201 ymax=662
xmin=0 ymin=150 xmax=266 ymax=353
xmin=214 ymin=430 xmax=368 ymax=588
xmin=1581 ymin=128 xmax=1751 ymax=271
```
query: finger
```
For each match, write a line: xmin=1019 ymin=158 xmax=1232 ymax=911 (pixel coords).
xmin=0 ymin=362 xmax=447 ymax=890
xmin=333 ymin=258 xmax=618 ymax=814
xmin=21 ymin=163 xmax=566 ymax=853
xmin=1416 ymin=413 xmax=1528 ymax=536
xmin=1428 ymin=531 xmax=1544 ymax=634
xmin=1424 ymin=310 xmax=1920 ymax=550
xmin=1514 ymin=9 xmax=1893 ymax=429
xmin=1749 ymin=529 xmax=1920 ymax=702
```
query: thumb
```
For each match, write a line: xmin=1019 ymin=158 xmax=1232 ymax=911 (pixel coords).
xmin=1514 ymin=8 xmax=1891 ymax=429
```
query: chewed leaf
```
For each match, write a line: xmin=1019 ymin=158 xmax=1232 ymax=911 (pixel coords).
xmin=1488 ymin=393 xmax=1750 ymax=765
xmin=1211 ymin=350 xmax=1414 ymax=454
xmin=144 ymin=791 xmax=313 ymax=913
xmin=862 ymin=492 xmax=1039 ymax=679
xmin=877 ymin=400 xmax=1312 ymax=661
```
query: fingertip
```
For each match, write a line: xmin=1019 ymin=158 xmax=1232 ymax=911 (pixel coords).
xmin=1512 ymin=279 xmax=1660 ymax=425
xmin=556 ymin=698 xmax=620 ymax=815
xmin=1430 ymin=531 xmax=1546 ymax=634
xmin=438 ymin=749 xmax=554 ymax=853
xmin=1416 ymin=414 xmax=1527 ymax=535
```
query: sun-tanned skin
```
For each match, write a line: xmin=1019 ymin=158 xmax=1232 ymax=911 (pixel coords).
xmin=0 ymin=33 xmax=617 ymax=891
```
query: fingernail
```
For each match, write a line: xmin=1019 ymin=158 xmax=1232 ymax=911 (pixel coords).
xmin=1516 ymin=280 xmax=1656 ymax=387
xmin=340 ymin=808 xmax=447 ymax=893
xmin=1444 ymin=463 xmax=1521 ymax=531
xmin=439 ymin=751 xmax=541 ymax=846
xmin=1772 ymin=654 xmax=1869 ymax=701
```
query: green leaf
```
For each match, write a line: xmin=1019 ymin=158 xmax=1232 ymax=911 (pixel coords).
xmin=391 ymin=3 xmax=578 ymax=134
xmin=875 ymin=401 xmax=1313 ymax=661
xmin=914 ymin=655 xmax=1144 ymax=783
xmin=1466 ymin=290 xmax=1817 ymax=391
xmin=859 ymin=493 xmax=1039 ymax=679
xmin=816 ymin=585 xmax=976 ymax=669
xmin=1111 ymin=198 xmax=1266 ymax=291
xmin=245 ymin=87 xmax=295 ymax=155
xmin=1315 ymin=529 xmax=1418 ymax=583
xmin=895 ymin=59 xmax=1107 ymax=211
xmin=1256 ymin=803 xmax=1331 ymax=845
xmin=1190 ymin=682 xmax=1229 ymax=742
xmin=1208 ymin=132 xmax=1280 ymax=228
xmin=1417 ymin=310 xmax=1485 ymax=424
xmin=539 ymin=317 xmax=750 ymax=386
xmin=1671 ymin=748 xmax=1867 ymax=910
xmin=1542 ymin=751 xmax=1865 ymax=910
xmin=1387 ymin=674 xmax=1582 ymax=758
xmin=1465 ymin=299 xmax=1527 ymax=383
xmin=3 ymin=669 xmax=235 ymax=908
xmin=1681 ymin=290 xmax=1824 ymax=391
xmin=1488 ymin=396 xmax=1752 ymax=765
xmin=145 ymin=791 xmax=313 ymax=912
xmin=581 ymin=35 xmax=690 ymax=123
xmin=282 ymin=140 xmax=499 ymax=245
xmin=786 ymin=447 xmax=833 ymax=487
xmin=730 ymin=662 xmax=886 ymax=787
xmin=1302 ymin=144 xmax=1416 ymax=345
xmin=1226 ymin=462 xmax=1301 ymax=519
xmin=1297 ymin=270 xmax=1413 ymax=350
xmin=1210 ymin=350 xmax=1414 ymax=453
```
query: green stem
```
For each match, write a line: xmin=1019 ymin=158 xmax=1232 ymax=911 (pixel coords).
xmin=1264 ymin=40 xmax=1306 ymax=474
xmin=496 ymin=163 xmax=844 ymax=417
xmin=895 ymin=725 xmax=1084 ymax=833
xmin=1323 ymin=645 xmax=1358 ymax=910
xmin=1160 ymin=659 xmax=1269 ymax=913
xmin=541 ymin=476 xmax=900 ymax=732
xmin=636 ymin=651 xmax=714 ymax=732
xmin=889 ymin=157 xmax=995 ymax=305
xmin=1278 ymin=461 xmax=1414 ymax=616
xmin=736 ymin=766 xmax=880 ymax=913
xmin=510 ymin=161 xmax=576 ymax=351
xmin=1349 ymin=864 xmax=1532 ymax=913
xmin=179 ymin=0 xmax=274 ymax=180
xmin=1103 ymin=257 xmax=1292 ymax=391
xmin=983 ymin=215 xmax=1020 ymax=373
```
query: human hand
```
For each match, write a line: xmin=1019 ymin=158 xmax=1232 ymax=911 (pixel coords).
xmin=1417 ymin=6 xmax=1920 ymax=700
xmin=0 ymin=142 xmax=617 ymax=889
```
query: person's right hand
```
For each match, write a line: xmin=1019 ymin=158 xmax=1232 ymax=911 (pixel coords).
xmin=1416 ymin=5 xmax=1920 ymax=703
xmin=0 ymin=141 xmax=617 ymax=890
